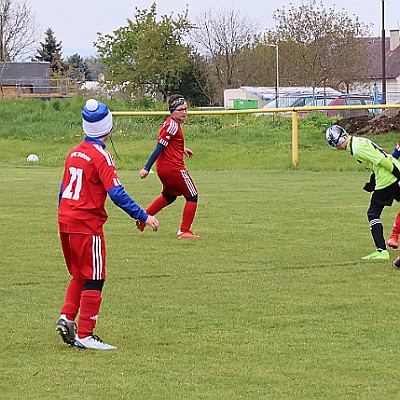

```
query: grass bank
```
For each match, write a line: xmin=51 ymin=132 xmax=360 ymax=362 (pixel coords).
xmin=1 ymin=97 xmax=399 ymax=172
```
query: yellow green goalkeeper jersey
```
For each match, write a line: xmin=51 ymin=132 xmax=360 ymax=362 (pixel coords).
xmin=346 ymin=135 xmax=400 ymax=190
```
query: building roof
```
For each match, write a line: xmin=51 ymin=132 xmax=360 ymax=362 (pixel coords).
xmin=0 ymin=62 xmax=51 ymax=94
xmin=0 ymin=62 xmax=50 ymax=82
xmin=239 ymin=86 xmax=341 ymax=101
xmin=367 ymin=36 xmax=400 ymax=79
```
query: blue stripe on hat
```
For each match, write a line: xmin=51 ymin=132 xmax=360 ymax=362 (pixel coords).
xmin=82 ymin=100 xmax=109 ymax=122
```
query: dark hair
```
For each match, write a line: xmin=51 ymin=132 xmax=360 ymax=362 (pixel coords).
xmin=168 ymin=94 xmax=184 ymax=107
xmin=168 ymin=94 xmax=186 ymax=112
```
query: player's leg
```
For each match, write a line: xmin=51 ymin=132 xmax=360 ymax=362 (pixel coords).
xmin=178 ymin=194 xmax=199 ymax=238
xmin=147 ymin=193 xmax=176 ymax=215
xmin=72 ymin=234 xmax=116 ymax=350
xmin=176 ymin=170 xmax=199 ymax=238
xmin=386 ymin=211 xmax=400 ymax=249
xmin=136 ymin=193 xmax=176 ymax=231
xmin=56 ymin=232 xmax=83 ymax=345
xmin=362 ymin=203 xmax=389 ymax=260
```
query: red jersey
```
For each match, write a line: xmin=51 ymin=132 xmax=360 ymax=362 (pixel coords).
xmin=58 ymin=140 xmax=121 ymax=235
xmin=156 ymin=116 xmax=185 ymax=171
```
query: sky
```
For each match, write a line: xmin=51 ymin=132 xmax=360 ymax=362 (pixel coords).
xmin=30 ymin=0 xmax=400 ymax=57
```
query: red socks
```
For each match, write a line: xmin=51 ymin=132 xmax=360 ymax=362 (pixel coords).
xmin=146 ymin=196 xmax=169 ymax=216
xmin=390 ymin=212 xmax=400 ymax=239
xmin=60 ymin=277 xmax=85 ymax=321
xmin=146 ymin=196 xmax=198 ymax=233
xmin=60 ymin=280 xmax=102 ymax=337
xmin=77 ymin=290 xmax=102 ymax=338
xmin=180 ymin=201 xmax=197 ymax=232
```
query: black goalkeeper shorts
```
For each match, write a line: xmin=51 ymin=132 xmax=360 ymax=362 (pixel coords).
xmin=371 ymin=181 xmax=400 ymax=206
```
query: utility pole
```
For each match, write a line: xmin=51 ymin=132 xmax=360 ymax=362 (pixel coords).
xmin=381 ymin=0 xmax=387 ymax=104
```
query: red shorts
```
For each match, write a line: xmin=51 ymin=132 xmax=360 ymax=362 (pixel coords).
xmin=157 ymin=168 xmax=197 ymax=198
xmin=60 ymin=232 xmax=106 ymax=280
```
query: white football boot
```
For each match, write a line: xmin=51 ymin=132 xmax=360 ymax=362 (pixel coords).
xmin=74 ymin=335 xmax=117 ymax=350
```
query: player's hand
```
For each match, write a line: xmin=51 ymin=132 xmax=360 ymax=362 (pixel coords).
xmin=145 ymin=215 xmax=159 ymax=231
xmin=184 ymin=148 xmax=193 ymax=158
xmin=139 ymin=169 xmax=149 ymax=179
xmin=363 ymin=182 xmax=375 ymax=192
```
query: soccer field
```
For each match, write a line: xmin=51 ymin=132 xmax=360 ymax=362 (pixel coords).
xmin=2 ymin=166 xmax=400 ymax=399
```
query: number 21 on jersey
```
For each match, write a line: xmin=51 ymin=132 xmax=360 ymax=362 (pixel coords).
xmin=62 ymin=167 xmax=83 ymax=200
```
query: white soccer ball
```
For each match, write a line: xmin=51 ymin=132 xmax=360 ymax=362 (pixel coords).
xmin=26 ymin=154 xmax=39 ymax=162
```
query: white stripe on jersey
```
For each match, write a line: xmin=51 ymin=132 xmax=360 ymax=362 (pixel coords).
xmin=93 ymin=144 xmax=115 ymax=167
xmin=166 ymin=119 xmax=178 ymax=135
xmin=180 ymin=170 xmax=197 ymax=196
xmin=113 ymin=177 xmax=121 ymax=186
xmin=92 ymin=235 xmax=103 ymax=280
xmin=159 ymin=139 xmax=169 ymax=147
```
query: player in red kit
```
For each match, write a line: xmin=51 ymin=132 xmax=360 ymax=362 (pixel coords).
xmin=137 ymin=94 xmax=200 ymax=238
xmin=57 ymin=99 xmax=159 ymax=350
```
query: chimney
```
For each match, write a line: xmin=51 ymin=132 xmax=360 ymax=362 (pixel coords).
xmin=390 ymin=29 xmax=400 ymax=51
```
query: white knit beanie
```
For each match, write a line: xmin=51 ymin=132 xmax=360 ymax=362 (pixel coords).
xmin=82 ymin=99 xmax=113 ymax=138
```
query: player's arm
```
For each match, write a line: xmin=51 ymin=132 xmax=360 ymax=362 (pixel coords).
xmin=96 ymin=151 xmax=159 ymax=229
xmin=363 ymin=173 xmax=375 ymax=192
xmin=108 ymin=186 xmax=159 ymax=230
xmin=108 ymin=185 xmax=148 ymax=221
xmin=184 ymin=148 xmax=193 ymax=158
xmin=58 ymin=182 xmax=63 ymax=207
xmin=378 ymin=156 xmax=400 ymax=179
xmin=139 ymin=142 xmax=166 ymax=179
xmin=392 ymin=143 xmax=400 ymax=159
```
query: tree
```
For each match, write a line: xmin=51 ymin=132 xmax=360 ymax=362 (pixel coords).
xmin=84 ymin=55 xmax=107 ymax=81
xmin=95 ymin=3 xmax=193 ymax=100
xmin=65 ymin=53 xmax=88 ymax=81
xmin=191 ymin=7 xmax=258 ymax=102
xmin=0 ymin=0 xmax=38 ymax=61
xmin=177 ymin=52 xmax=213 ymax=106
xmin=238 ymin=40 xmax=277 ymax=87
xmin=264 ymin=0 xmax=372 ymax=91
xmin=34 ymin=28 xmax=65 ymax=76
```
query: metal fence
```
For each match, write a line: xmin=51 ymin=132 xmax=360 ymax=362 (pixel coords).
xmin=0 ymin=78 xmax=82 ymax=99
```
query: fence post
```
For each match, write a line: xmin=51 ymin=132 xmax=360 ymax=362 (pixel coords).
xmin=291 ymin=111 xmax=299 ymax=167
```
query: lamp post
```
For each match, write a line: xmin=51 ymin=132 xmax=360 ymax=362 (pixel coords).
xmin=266 ymin=44 xmax=279 ymax=107
xmin=381 ymin=0 xmax=386 ymax=104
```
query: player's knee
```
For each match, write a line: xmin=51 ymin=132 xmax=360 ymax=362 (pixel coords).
xmin=185 ymin=194 xmax=198 ymax=203
xmin=83 ymin=279 xmax=104 ymax=292
xmin=367 ymin=209 xmax=380 ymax=221
xmin=163 ymin=194 xmax=177 ymax=205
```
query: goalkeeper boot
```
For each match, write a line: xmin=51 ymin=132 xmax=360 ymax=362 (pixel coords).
xmin=56 ymin=314 xmax=77 ymax=346
xmin=74 ymin=335 xmax=117 ymax=350
xmin=361 ymin=249 xmax=390 ymax=260
xmin=386 ymin=236 xmax=399 ymax=249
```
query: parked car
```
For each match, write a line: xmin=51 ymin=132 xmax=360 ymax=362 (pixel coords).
xmin=326 ymin=94 xmax=375 ymax=117
xmin=292 ymin=94 xmax=340 ymax=115
xmin=260 ymin=96 xmax=298 ymax=109
xmin=255 ymin=92 xmax=340 ymax=115
xmin=291 ymin=94 xmax=338 ymax=108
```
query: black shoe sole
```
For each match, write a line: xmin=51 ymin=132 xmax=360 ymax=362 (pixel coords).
xmin=56 ymin=323 xmax=75 ymax=346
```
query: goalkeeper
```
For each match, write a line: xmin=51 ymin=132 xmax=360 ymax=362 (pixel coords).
xmin=326 ymin=125 xmax=400 ymax=261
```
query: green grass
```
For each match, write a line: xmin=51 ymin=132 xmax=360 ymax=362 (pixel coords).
xmin=2 ymin=166 xmax=400 ymax=399
xmin=2 ymin=99 xmax=400 ymax=398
